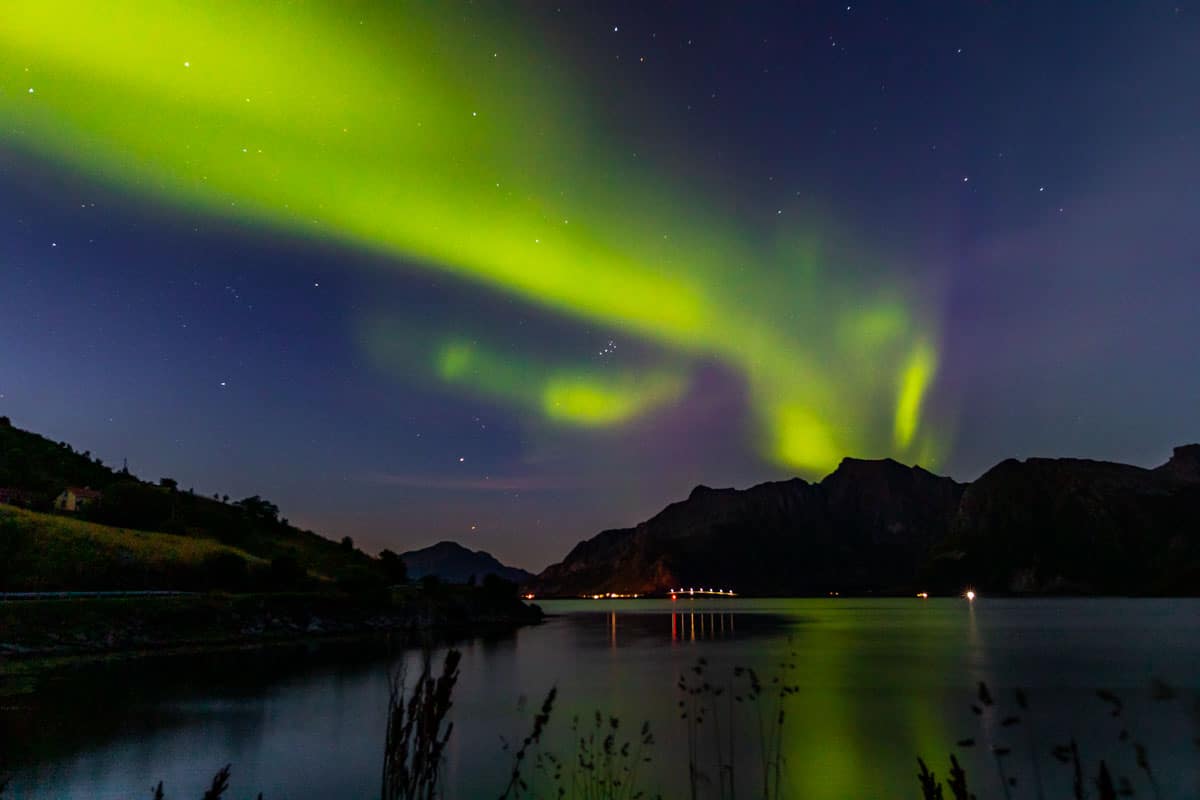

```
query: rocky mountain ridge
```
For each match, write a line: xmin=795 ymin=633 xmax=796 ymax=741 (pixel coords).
xmin=532 ymin=446 xmax=1200 ymax=596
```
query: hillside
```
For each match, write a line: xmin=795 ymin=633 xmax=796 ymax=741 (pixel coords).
xmin=399 ymin=541 xmax=533 ymax=585
xmin=532 ymin=446 xmax=1200 ymax=597
xmin=0 ymin=505 xmax=268 ymax=592
xmin=0 ymin=417 xmax=379 ymax=587
xmin=0 ymin=417 xmax=116 ymax=496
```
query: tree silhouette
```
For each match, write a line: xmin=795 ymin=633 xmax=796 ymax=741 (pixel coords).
xmin=379 ymin=549 xmax=408 ymax=584
xmin=237 ymin=495 xmax=280 ymax=522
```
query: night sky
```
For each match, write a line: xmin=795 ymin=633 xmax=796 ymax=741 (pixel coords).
xmin=2 ymin=2 xmax=1197 ymax=570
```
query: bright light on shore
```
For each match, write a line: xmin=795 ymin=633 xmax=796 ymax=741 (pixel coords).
xmin=965 ymin=590 xmax=976 ymax=601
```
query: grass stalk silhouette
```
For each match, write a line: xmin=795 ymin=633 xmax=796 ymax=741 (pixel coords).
xmin=380 ymin=648 xmax=461 ymax=800
xmin=917 ymin=680 xmax=1199 ymax=800
xmin=499 ymin=694 xmax=659 ymax=800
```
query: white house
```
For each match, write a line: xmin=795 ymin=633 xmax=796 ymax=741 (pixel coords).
xmin=54 ymin=486 xmax=101 ymax=512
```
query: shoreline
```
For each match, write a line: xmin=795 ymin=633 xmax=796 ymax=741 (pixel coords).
xmin=0 ymin=589 xmax=543 ymax=692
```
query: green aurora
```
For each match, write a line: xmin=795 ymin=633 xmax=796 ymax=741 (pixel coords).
xmin=1 ymin=1 xmax=944 ymax=474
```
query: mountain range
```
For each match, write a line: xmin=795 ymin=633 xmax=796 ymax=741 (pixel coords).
xmin=530 ymin=446 xmax=1200 ymax=597
xmin=6 ymin=412 xmax=1197 ymax=597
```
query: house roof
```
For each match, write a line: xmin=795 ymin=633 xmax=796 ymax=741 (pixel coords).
xmin=64 ymin=487 xmax=102 ymax=499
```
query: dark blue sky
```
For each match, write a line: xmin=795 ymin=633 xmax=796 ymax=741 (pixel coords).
xmin=2 ymin=2 xmax=1197 ymax=570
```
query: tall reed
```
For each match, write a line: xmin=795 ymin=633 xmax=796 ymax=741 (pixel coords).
xmin=381 ymin=648 xmax=462 ymax=800
xmin=918 ymin=680 xmax=1195 ymax=800
xmin=499 ymin=691 xmax=660 ymax=800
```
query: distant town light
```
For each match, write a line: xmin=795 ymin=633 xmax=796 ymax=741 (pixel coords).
xmin=917 ymin=591 xmax=929 ymax=599
xmin=965 ymin=589 xmax=976 ymax=601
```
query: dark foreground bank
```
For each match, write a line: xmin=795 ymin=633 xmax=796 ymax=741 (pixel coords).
xmin=0 ymin=584 xmax=542 ymax=668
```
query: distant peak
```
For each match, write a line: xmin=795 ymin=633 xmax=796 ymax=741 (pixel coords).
xmin=838 ymin=455 xmax=904 ymax=468
xmin=426 ymin=540 xmax=475 ymax=554
xmin=823 ymin=456 xmax=907 ymax=479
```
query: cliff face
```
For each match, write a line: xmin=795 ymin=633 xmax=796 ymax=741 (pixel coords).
xmin=533 ymin=447 xmax=1200 ymax=597
xmin=927 ymin=447 xmax=1200 ymax=594
xmin=535 ymin=459 xmax=965 ymax=596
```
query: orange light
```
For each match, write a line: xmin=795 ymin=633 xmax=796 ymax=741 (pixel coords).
xmin=917 ymin=592 xmax=929 ymax=599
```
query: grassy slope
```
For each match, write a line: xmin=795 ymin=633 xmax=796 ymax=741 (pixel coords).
xmin=0 ymin=419 xmax=381 ymax=587
xmin=0 ymin=505 xmax=267 ymax=592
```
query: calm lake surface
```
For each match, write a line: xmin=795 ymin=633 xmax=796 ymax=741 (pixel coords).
xmin=3 ymin=598 xmax=1199 ymax=799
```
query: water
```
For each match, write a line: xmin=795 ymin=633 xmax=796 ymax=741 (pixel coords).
xmin=3 ymin=598 xmax=1199 ymax=799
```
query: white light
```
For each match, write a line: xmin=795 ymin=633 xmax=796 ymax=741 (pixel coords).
xmin=965 ymin=590 xmax=976 ymax=601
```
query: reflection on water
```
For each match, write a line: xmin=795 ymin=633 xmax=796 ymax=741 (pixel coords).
xmin=3 ymin=599 xmax=1199 ymax=799
xmin=669 ymin=609 xmax=735 ymax=643
xmin=604 ymin=607 xmax=742 ymax=646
